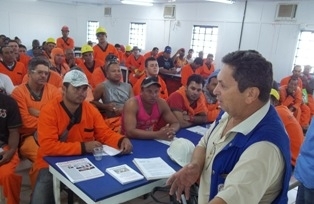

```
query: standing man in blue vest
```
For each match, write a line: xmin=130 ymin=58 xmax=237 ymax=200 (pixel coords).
xmin=167 ymin=50 xmax=291 ymax=204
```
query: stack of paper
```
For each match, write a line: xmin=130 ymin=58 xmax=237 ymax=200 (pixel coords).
xmin=133 ymin=157 xmax=176 ymax=180
xmin=56 ymin=158 xmax=104 ymax=183
xmin=106 ymin=164 xmax=144 ymax=185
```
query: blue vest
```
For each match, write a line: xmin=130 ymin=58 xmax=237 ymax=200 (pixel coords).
xmin=209 ymin=105 xmax=291 ymax=203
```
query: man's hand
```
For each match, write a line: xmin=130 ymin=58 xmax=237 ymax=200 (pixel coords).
xmin=158 ymin=124 xmax=176 ymax=141
xmin=182 ymin=111 xmax=190 ymax=121
xmin=28 ymin=107 xmax=40 ymax=117
xmin=0 ymin=149 xmax=15 ymax=166
xmin=166 ymin=163 xmax=200 ymax=201
xmin=84 ymin=141 xmax=102 ymax=153
xmin=119 ymin=138 xmax=133 ymax=154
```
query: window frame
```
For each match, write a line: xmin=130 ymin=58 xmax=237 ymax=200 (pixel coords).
xmin=190 ymin=25 xmax=219 ymax=58
xmin=129 ymin=22 xmax=146 ymax=50
xmin=87 ymin=21 xmax=100 ymax=44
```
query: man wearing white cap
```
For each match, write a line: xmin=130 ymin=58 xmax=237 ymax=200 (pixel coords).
xmin=31 ymin=70 xmax=132 ymax=204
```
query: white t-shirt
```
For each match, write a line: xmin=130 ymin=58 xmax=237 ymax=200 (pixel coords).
xmin=0 ymin=73 xmax=15 ymax=95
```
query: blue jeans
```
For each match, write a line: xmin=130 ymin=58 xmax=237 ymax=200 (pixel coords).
xmin=296 ymin=183 xmax=314 ymax=204
xmin=31 ymin=168 xmax=55 ymax=204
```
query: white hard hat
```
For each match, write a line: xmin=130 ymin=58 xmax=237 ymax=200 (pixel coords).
xmin=167 ymin=138 xmax=195 ymax=167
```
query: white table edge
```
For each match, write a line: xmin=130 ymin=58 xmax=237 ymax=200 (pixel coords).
xmin=49 ymin=165 xmax=167 ymax=204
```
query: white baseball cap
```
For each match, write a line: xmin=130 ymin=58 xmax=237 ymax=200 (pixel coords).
xmin=167 ymin=138 xmax=195 ymax=167
xmin=63 ymin=70 xmax=89 ymax=87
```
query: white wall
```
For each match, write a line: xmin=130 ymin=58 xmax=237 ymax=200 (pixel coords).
xmin=1 ymin=0 xmax=314 ymax=81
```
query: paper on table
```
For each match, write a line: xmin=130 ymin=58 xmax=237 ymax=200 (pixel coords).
xmin=106 ymin=164 xmax=144 ymax=185
xmin=155 ymin=137 xmax=177 ymax=146
xmin=56 ymin=158 xmax=104 ymax=183
xmin=133 ymin=157 xmax=176 ymax=180
xmin=102 ymin=145 xmax=122 ymax=156
xmin=186 ymin=126 xmax=208 ymax=135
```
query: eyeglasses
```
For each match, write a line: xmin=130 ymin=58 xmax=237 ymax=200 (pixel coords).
xmin=31 ymin=70 xmax=50 ymax=76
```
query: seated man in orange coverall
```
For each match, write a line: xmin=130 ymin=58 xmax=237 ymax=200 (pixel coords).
xmin=279 ymin=76 xmax=310 ymax=129
xmin=11 ymin=57 xmax=61 ymax=190
xmin=0 ymin=93 xmax=22 ymax=204
xmin=30 ymin=70 xmax=133 ymax=204
xmin=133 ymin=57 xmax=168 ymax=99
xmin=157 ymin=74 xmax=208 ymax=129
xmin=204 ymin=70 xmax=220 ymax=123
xmin=270 ymin=88 xmax=304 ymax=169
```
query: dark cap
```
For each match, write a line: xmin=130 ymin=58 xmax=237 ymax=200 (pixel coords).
xmin=164 ymin=46 xmax=172 ymax=54
xmin=141 ymin=76 xmax=161 ymax=88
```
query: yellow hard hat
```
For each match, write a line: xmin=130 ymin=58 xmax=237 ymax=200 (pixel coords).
xmin=96 ymin=27 xmax=106 ymax=34
xmin=81 ymin=44 xmax=93 ymax=54
xmin=46 ymin=37 xmax=56 ymax=44
xmin=125 ymin=45 xmax=132 ymax=52
xmin=270 ymin=88 xmax=280 ymax=101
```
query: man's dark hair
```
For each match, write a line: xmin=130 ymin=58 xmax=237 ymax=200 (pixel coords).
xmin=188 ymin=49 xmax=194 ymax=53
xmin=152 ymin=47 xmax=159 ymax=51
xmin=19 ymin=44 xmax=27 ymax=49
xmin=193 ymin=57 xmax=203 ymax=66
xmin=114 ymin=44 xmax=121 ymax=48
xmin=145 ymin=57 xmax=157 ymax=68
xmin=187 ymin=74 xmax=204 ymax=87
xmin=222 ymin=50 xmax=273 ymax=102
xmin=28 ymin=57 xmax=50 ymax=72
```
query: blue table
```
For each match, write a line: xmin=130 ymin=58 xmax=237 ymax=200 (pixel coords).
xmin=45 ymin=128 xmax=204 ymax=203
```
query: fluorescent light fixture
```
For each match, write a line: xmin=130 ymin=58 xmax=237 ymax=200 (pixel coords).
xmin=121 ymin=0 xmax=153 ymax=6
xmin=206 ymin=0 xmax=234 ymax=4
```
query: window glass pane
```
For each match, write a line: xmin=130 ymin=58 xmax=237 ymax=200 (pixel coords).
xmin=294 ymin=31 xmax=314 ymax=72
xmin=190 ymin=25 xmax=218 ymax=58
xmin=129 ymin=22 xmax=146 ymax=50
xmin=87 ymin=21 xmax=99 ymax=44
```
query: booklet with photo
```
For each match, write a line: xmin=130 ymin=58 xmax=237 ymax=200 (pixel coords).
xmin=133 ymin=157 xmax=176 ymax=180
xmin=56 ymin=158 xmax=104 ymax=183
xmin=106 ymin=164 xmax=144 ymax=185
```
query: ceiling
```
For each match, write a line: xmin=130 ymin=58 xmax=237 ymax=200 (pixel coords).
xmin=38 ymin=0 xmax=301 ymax=6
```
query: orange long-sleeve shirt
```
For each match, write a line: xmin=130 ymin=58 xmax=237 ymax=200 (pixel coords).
xmin=206 ymin=103 xmax=220 ymax=123
xmin=132 ymin=74 xmax=168 ymax=99
xmin=22 ymin=70 xmax=63 ymax=88
xmin=11 ymin=83 xmax=61 ymax=137
xmin=18 ymin=53 xmax=31 ymax=70
xmin=77 ymin=59 xmax=104 ymax=85
xmin=50 ymin=60 xmax=70 ymax=78
xmin=143 ymin=51 xmax=158 ymax=60
xmin=275 ymin=105 xmax=304 ymax=166
xmin=56 ymin=37 xmax=75 ymax=51
xmin=34 ymin=97 xmax=124 ymax=169
xmin=196 ymin=63 xmax=215 ymax=79
xmin=181 ymin=64 xmax=196 ymax=86
xmin=279 ymin=85 xmax=302 ymax=110
xmin=126 ymin=54 xmax=145 ymax=85
xmin=93 ymin=43 xmax=119 ymax=63
xmin=0 ymin=61 xmax=26 ymax=86
xmin=280 ymin=76 xmax=303 ymax=88
xmin=91 ymin=66 xmax=107 ymax=88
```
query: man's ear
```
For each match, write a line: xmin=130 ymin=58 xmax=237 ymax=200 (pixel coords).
xmin=245 ymin=87 xmax=260 ymax=104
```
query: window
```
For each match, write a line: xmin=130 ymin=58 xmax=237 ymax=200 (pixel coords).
xmin=129 ymin=22 xmax=146 ymax=50
xmin=191 ymin=25 xmax=218 ymax=58
xmin=294 ymin=31 xmax=314 ymax=70
xmin=87 ymin=21 xmax=99 ymax=44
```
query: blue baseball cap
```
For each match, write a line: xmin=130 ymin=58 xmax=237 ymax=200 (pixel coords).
xmin=164 ymin=46 xmax=172 ymax=54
